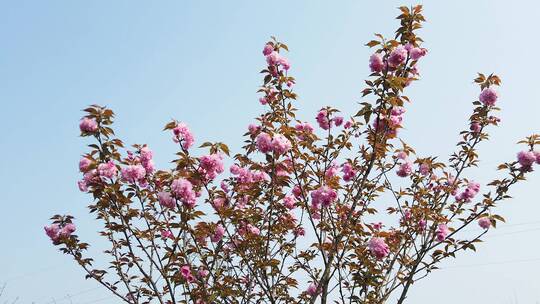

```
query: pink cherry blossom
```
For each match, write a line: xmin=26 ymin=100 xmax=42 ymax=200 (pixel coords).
xmin=211 ymin=224 xmax=225 ymax=242
xmin=262 ymin=43 xmax=273 ymax=56
xmin=409 ymin=47 xmax=427 ymax=60
xmin=220 ymin=181 xmax=229 ymax=192
xmin=140 ymin=146 xmax=154 ymax=173
xmin=388 ymin=45 xmax=407 ymax=67
xmin=405 ymin=43 xmax=414 ymax=52
xmin=455 ymin=181 xmax=481 ymax=202
xmin=173 ymin=122 xmax=195 ymax=150
xmin=98 ymin=161 xmax=117 ymax=179
xmin=78 ymin=169 xmax=99 ymax=192
xmin=436 ymin=224 xmax=450 ymax=242
xmin=295 ymin=122 xmax=314 ymax=139
xmin=325 ymin=162 xmax=339 ymax=178
xmin=198 ymin=267 xmax=209 ymax=278
xmin=77 ymin=180 xmax=88 ymax=192
xmin=306 ymin=283 xmax=319 ymax=296
xmin=294 ymin=226 xmax=306 ymax=237
xmin=310 ymin=186 xmax=337 ymax=208
xmin=283 ymin=195 xmax=296 ymax=210
xmin=266 ymin=51 xmax=280 ymax=66
xmin=79 ymin=157 xmax=92 ymax=172
xmin=278 ymin=56 xmax=291 ymax=70
xmin=265 ymin=51 xmax=291 ymax=70
xmin=171 ymin=178 xmax=196 ymax=208
xmin=403 ymin=209 xmax=412 ymax=221
xmin=180 ymin=265 xmax=192 ymax=280
xmin=478 ymin=217 xmax=491 ymax=229
xmin=419 ymin=163 xmax=430 ymax=175
xmin=397 ymin=161 xmax=413 ymax=177
xmin=316 ymin=109 xmax=331 ymax=130
xmin=333 ymin=116 xmax=344 ymax=127
xmin=79 ymin=117 xmax=98 ymax=133
xmin=368 ymin=237 xmax=390 ymax=259
xmin=59 ymin=223 xmax=76 ymax=238
xmin=479 ymin=87 xmax=498 ymax=106
xmin=271 ymin=134 xmax=291 ymax=155
xmin=287 ymin=80 xmax=295 ymax=87
xmin=242 ymin=224 xmax=260 ymax=236
xmin=158 ymin=191 xmax=175 ymax=209
xmin=470 ymin=122 xmax=481 ymax=133
xmin=256 ymin=132 xmax=273 ymax=153
xmin=200 ymin=153 xmax=224 ymax=180
xmin=121 ymin=165 xmax=146 ymax=183
xmin=342 ymin=163 xmax=356 ymax=182
xmin=369 ymin=53 xmax=384 ymax=73
xmin=389 ymin=106 xmax=406 ymax=129
xmin=517 ymin=150 xmax=536 ymax=170
xmin=161 ymin=230 xmax=174 ymax=240
xmin=395 ymin=151 xmax=408 ymax=160
xmin=248 ymin=124 xmax=260 ymax=135
xmin=212 ymin=197 xmax=226 ymax=210
xmin=44 ymin=224 xmax=60 ymax=242
xmin=418 ymin=219 xmax=427 ymax=231
xmin=292 ymin=185 xmax=302 ymax=198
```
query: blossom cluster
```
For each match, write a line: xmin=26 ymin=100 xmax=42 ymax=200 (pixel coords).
xmin=263 ymin=43 xmax=291 ymax=71
xmin=256 ymin=132 xmax=292 ymax=155
xmin=517 ymin=150 xmax=540 ymax=171
xmin=310 ymin=185 xmax=338 ymax=209
xmin=368 ymin=237 xmax=390 ymax=259
xmin=173 ymin=122 xmax=195 ymax=150
xmin=315 ymin=109 xmax=344 ymax=130
xmin=455 ymin=181 xmax=481 ymax=202
xmin=44 ymin=222 xmax=76 ymax=244
xmin=199 ymin=153 xmax=224 ymax=180
xmin=369 ymin=42 xmax=427 ymax=73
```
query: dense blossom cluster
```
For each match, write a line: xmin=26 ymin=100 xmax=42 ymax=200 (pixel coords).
xmin=79 ymin=117 xmax=98 ymax=133
xmin=479 ymin=87 xmax=499 ymax=106
xmin=140 ymin=146 xmax=155 ymax=173
xmin=436 ymin=224 xmax=450 ymax=242
xmin=255 ymin=132 xmax=292 ymax=155
xmin=395 ymin=152 xmax=414 ymax=177
xmin=455 ymin=181 xmax=481 ymax=202
xmin=229 ymin=164 xmax=270 ymax=185
xmin=264 ymin=45 xmax=291 ymax=71
xmin=45 ymin=222 xmax=76 ymax=244
xmin=517 ymin=150 xmax=540 ymax=171
xmin=373 ymin=106 xmax=407 ymax=138
xmin=199 ymin=153 xmax=224 ymax=180
xmin=369 ymin=43 xmax=426 ymax=73
xmin=315 ymin=109 xmax=344 ymax=130
xmin=368 ymin=237 xmax=390 ymax=259
xmin=341 ymin=163 xmax=356 ymax=182
xmin=121 ymin=164 xmax=146 ymax=183
xmin=171 ymin=178 xmax=197 ymax=208
xmin=97 ymin=161 xmax=117 ymax=179
xmin=310 ymin=185 xmax=338 ymax=209
xmin=173 ymin=122 xmax=195 ymax=150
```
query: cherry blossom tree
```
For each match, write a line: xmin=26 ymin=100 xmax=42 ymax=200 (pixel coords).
xmin=46 ymin=5 xmax=540 ymax=304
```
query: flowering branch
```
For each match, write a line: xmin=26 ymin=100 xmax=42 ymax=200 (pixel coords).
xmin=46 ymin=5 xmax=539 ymax=304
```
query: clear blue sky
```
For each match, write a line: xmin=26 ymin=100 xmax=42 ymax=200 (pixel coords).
xmin=1 ymin=1 xmax=539 ymax=303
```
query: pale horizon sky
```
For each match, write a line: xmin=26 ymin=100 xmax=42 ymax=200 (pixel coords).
xmin=1 ymin=1 xmax=539 ymax=303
